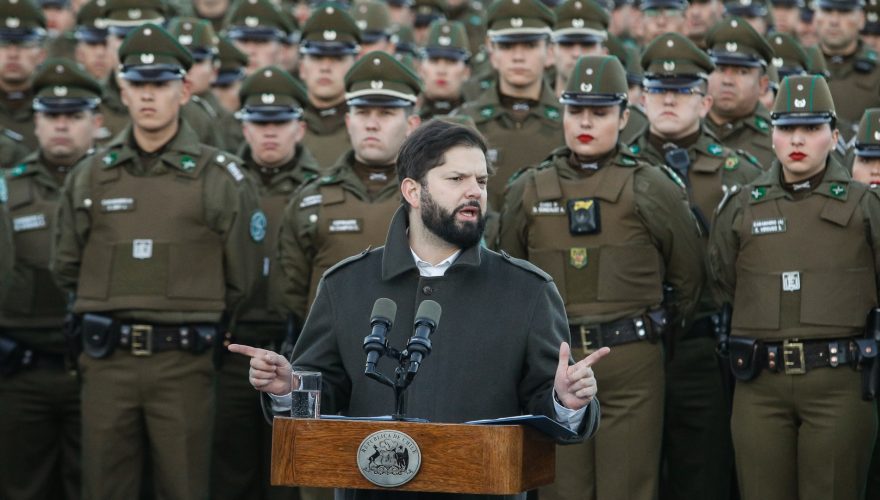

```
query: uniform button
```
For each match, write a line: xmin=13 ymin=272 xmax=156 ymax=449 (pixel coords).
xmin=422 ymin=286 xmax=433 ymax=295
xmin=83 ymin=198 xmax=92 ymax=208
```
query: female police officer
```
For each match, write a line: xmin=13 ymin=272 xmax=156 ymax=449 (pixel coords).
xmin=709 ymin=75 xmax=880 ymax=500
xmin=498 ymin=55 xmax=704 ymax=500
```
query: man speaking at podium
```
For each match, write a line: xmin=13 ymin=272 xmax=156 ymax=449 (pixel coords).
xmin=230 ymin=119 xmax=609 ymax=499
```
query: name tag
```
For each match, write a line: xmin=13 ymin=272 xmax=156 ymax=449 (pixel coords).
xmin=751 ymin=218 xmax=787 ymax=235
xmin=329 ymin=219 xmax=361 ymax=233
xmin=132 ymin=239 xmax=153 ymax=260
xmin=532 ymin=201 xmax=565 ymax=215
xmin=782 ymin=271 xmax=800 ymax=292
xmin=12 ymin=214 xmax=46 ymax=232
xmin=101 ymin=197 xmax=135 ymax=213
xmin=299 ymin=194 xmax=322 ymax=208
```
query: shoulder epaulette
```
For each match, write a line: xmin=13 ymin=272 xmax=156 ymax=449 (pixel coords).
xmin=855 ymin=48 xmax=878 ymax=72
xmin=543 ymin=106 xmax=561 ymax=122
xmin=753 ymin=115 xmax=770 ymax=134
xmin=499 ymin=250 xmax=552 ymax=282
xmin=213 ymin=153 xmax=245 ymax=183
xmin=507 ymin=165 xmax=533 ymax=186
xmin=1 ymin=128 xmax=23 ymax=142
xmin=323 ymin=247 xmax=372 ymax=278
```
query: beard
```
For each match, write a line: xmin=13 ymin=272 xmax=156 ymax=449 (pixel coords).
xmin=419 ymin=187 xmax=485 ymax=249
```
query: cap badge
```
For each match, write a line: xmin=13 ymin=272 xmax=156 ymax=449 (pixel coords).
xmin=373 ymin=57 xmax=381 ymax=65
xmin=667 ymin=39 xmax=674 ymax=47
xmin=248 ymin=0 xmax=257 ymax=4
xmin=5 ymin=18 xmax=19 ymax=28
xmin=356 ymin=20 xmax=367 ymax=30
xmin=264 ymin=69 xmax=273 ymax=76
xmin=442 ymin=25 xmax=450 ymax=33
xmin=128 ymin=9 xmax=141 ymax=19
xmin=580 ymin=83 xmax=593 ymax=92
xmin=438 ymin=35 xmax=451 ymax=45
xmin=326 ymin=6 xmax=334 ymax=13
xmin=184 ymin=22 xmax=192 ymax=30
xmin=796 ymin=84 xmax=804 ymax=90
xmin=140 ymin=53 xmax=155 ymax=64
xmin=53 ymin=86 xmax=68 ymax=97
xmin=874 ymin=131 xmax=880 ymax=141
xmin=261 ymin=93 xmax=275 ymax=104
xmin=245 ymin=16 xmax=259 ymax=27
xmin=179 ymin=34 xmax=193 ymax=45
xmin=323 ymin=30 xmax=337 ymax=40
xmin=572 ymin=18 xmax=584 ymax=28
xmin=575 ymin=0 xmax=582 ymax=6
xmin=725 ymin=42 xmax=738 ymax=52
xmin=55 ymin=64 xmax=64 ymax=73
xmin=870 ymin=12 xmax=879 ymax=22
xmin=511 ymin=17 xmax=523 ymax=28
xmin=8 ymin=0 xmax=16 ymax=3
xmin=371 ymin=80 xmax=384 ymax=89
xmin=775 ymin=36 xmax=783 ymax=45
xmin=794 ymin=98 xmax=806 ymax=108
xmin=663 ymin=61 xmax=675 ymax=71
xmin=586 ymin=68 xmax=593 ymax=75
xmin=513 ymin=0 xmax=521 ymax=4
xmin=740 ymin=0 xmax=751 ymax=5
xmin=144 ymin=28 xmax=152 ymax=35
xmin=731 ymin=20 xmax=738 ymax=27
xmin=772 ymin=57 xmax=783 ymax=67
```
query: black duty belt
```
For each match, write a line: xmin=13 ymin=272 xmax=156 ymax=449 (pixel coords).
xmin=570 ymin=316 xmax=652 ymax=351
xmin=118 ymin=324 xmax=216 ymax=356
xmin=762 ymin=338 xmax=857 ymax=375
xmin=687 ymin=315 xmax=720 ymax=340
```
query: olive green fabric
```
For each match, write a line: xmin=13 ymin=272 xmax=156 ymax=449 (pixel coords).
xmin=345 ymin=50 xmax=422 ymax=105
xmin=804 ymin=45 xmax=829 ymax=77
xmin=705 ymin=102 xmax=775 ymax=170
xmin=0 ymin=191 xmax=11 ymax=301
xmin=563 ymin=55 xmax=629 ymax=101
xmin=117 ymin=23 xmax=193 ymax=71
xmin=0 ymin=0 xmax=46 ymax=32
xmin=98 ymin=0 xmax=166 ymax=26
xmin=824 ymin=41 xmax=880 ymax=141
xmin=32 ymin=58 xmax=102 ymax=102
xmin=166 ymin=17 xmax=218 ymax=58
xmin=226 ymin=0 xmax=293 ymax=33
xmin=0 ymin=363 xmax=80 ymax=500
xmin=552 ymin=0 xmax=609 ymax=41
xmin=216 ymin=34 xmax=249 ymax=75
xmin=766 ymin=32 xmax=809 ymax=75
xmin=300 ymin=3 xmax=361 ymax=45
xmin=423 ymin=19 xmax=470 ymax=58
xmin=444 ymin=0 xmax=486 ymax=59
xmin=351 ymin=0 xmax=391 ymax=39
xmin=301 ymin=101 xmax=350 ymax=168
xmin=0 ymin=129 xmax=29 ymax=169
xmin=485 ymin=0 xmax=555 ymax=38
xmin=239 ymin=65 xmax=309 ymax=110
xmin=277 ymin=150 xmax=400 ymax=318
xmin=641 ymin=33 xmax=715 ymax=78
xmin=770 ymin=74 xmax=836 ymax=120
xmin=706 ymin=16 xmax=774 ymax=66
xmin=0 ymin=89 xmax=37 ymax=151
xmin=856 ymin=107 xmax=880 ymax=149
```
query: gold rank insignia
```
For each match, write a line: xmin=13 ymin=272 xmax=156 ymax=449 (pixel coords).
xmin=570 ymin=247 xmax=588 ymax=269
xmin=573 ymin=199 xmax=594 ymax=211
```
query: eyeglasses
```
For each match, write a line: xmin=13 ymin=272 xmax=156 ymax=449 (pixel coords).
xmin=644 ymin=87 xmax=705 ymax=96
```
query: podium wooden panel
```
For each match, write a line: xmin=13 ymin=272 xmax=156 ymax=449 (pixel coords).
xmin=271 ymin=417 xmax=556 ymax=495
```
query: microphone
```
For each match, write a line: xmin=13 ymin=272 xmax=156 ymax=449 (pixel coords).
xmin=364 ymin=298 xmax=397 ymax=371
xmin=406 ymin=300 xmax=442 ymax=378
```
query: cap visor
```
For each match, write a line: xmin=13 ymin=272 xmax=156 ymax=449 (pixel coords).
xmin=560 ymin=93 xmax=626 ymax=106
xmin=643 ymin=76 xmax=705 ymax=89
xmin=710 ymin=52 xmax=766 ymax=68
xmin=347 ymin=96 xmax=415 ymax=107
xmin=227 ymin=27 xmax=285 ymax=42
xmin=33 ymin=98 xmax=100 ymax=113
xmin=74 ymin=28 xmax=108 ymax=43
xmin=120 ymin=66 xmax=186 ymax=82
xmin=770 ymin=113 xmax=834 ymax=126
xmin=423 ymin=47 xmax=470 ymax=61
xmin=856 ymin=146 xmax=880 ymax=158
xmin=300 ymin=42 xmax=360 ymax=56
xmin=237 ymin=107 xmax=302 ymax=122
xmin=489 ymin=32 xmax=551 ymax=43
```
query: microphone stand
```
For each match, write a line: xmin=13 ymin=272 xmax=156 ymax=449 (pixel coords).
xmin=363 ymin=344 xmax=422 ymax=421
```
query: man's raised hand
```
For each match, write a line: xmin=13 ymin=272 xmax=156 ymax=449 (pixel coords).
xmin=227 ymin=344 xmax=293 ymax=396
xmin=553 ymin=341 xmax=611 ymax=410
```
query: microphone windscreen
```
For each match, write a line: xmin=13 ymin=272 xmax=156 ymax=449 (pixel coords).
xmin=371 ymin=297 xmax=397 ymax=324
xmin=415 ymin=300 xmax=442 ymax=325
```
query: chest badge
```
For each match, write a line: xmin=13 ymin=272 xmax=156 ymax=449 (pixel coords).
xmin=782 ymin=271 xmax=801 ymax=292
xmin=830 ymin=183 xmax=847 ymax=198
xmin=750 ymin=187 xmax=767 ymax=201
xmin=102 ymin=152 xmax=117 ymax=166
xmin=570 ymin=248 xmax=588 ymax=269
xmin=132 ymin=239 xmax=153 ymax=260
xmin=250 ymin=210 xmax=267 ymax=243
xmin=180 ymin=155 xmax=196 ymax=172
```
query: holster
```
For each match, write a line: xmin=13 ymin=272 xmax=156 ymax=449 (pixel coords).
xmin=0 ymin=335 xmax=28 ymax=376
xmin=728 ymin=336 xmax=764 ymax=381
xmin=645 ymin=308 xmax=668 ymax=343
xmin=81 ymin=313 xmax=117 ymax=359
xmin=63 ymin=311 xmax=82 ymax=368
xmin=859 ymin=308 xmax=880 ymax=400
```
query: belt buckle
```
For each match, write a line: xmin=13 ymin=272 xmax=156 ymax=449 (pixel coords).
xmin=131 ymin=324 xmax=153 ymax=356
xmin=580 ymin=325 xmax=597 ymax=353
xmin=783 ymin=339 xmax=806 ymax=375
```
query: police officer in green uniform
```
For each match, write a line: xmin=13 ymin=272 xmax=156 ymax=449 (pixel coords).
xmin=212 ymin=35 xmax=250 ymax=113
xmin=627 ymin=33 xmax=764 ymax=500
xmin=352 ymin=0 xmax=394 ymax=54
xmin=0 ymin=181 xmax=11 ymax=301
xmin=72 ymin=0 xmax=113 ymax=84
xmin=498 ymin=55 xmax=705 ymax=500
xmin=416 ymin=20 xmax=471 ymax=120
xmin=168 ymin=17 xmax=245 ymax=150
xmin=705 ymin=17 xmax=777 ymax=169
xmin=297 ymin=3 xmax=362 ymax=167
xmin=815 ymin=0 xmax=880 ymax=142
xmin=50 ymin=24 xmax=261 ymax=499
xmin=0 ymin=0 xmax=48 ymax=151
xmin=724 ymin=0 xmax=773 ymax=34
xmin=708 ymin=74 xmax=880 ymax=500
xmin=455 ymin=0 xmax=564 ymax=212
xmin=225 ymin=0 xmax=294 ymax=75
xmin=0 ymin=58 xmax=102 ymax=500
xmin=863 ymin=0 xmax=880 ymax=53
xmin=278 ymin=50 xmax=421 ymax=325
xmin=445 ymin=0 xmax=486 ymax=59
xmin=550 ymin=0 xmax=609 ymax=97
xmin=98 ymin=0 xmax=228 ymax=149
xmin=211 ymin=65 xmax=319 ymax=500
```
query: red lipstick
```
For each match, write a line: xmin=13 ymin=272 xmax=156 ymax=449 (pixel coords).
xmin=789 ymin=152 xmax=807 ymax=161
xmin=577 ymin=134 xmax=594 ymax=144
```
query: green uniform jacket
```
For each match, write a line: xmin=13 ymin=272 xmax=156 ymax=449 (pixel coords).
xmin=455 ymin=83 xmax=564 ymax=210
xmin=291 ymin=206 xmax=600 ymax=439
xmin=706 ymin=103 xmax=775 ymax=170
xmin=197 ymin=91 xmax=245 ymax=151
xmin=0 ymin=180 xmax=12 ymax=302
xmin=446 ymin=0 xmax=486 ymax=58
xmin=50 ymin=121 xmax=261 ymax=324
xmin=708 ymin=158 xmax=880 ymax=340
xmin=236 ymin=144 xmax=322 ymax=329
xmin=301 ymin=102 xmax=350 ymax=168
xmin=0 ymin=89 xmax=36 ymax=151
xmin=618 ymin=104 xmax=649 ymax=146
xmin=825 ymin=42 xmax=880 ymax=142
xmin=277 ymin=150 xmax=400 ymax=319
xmin=627 ymin=126 xmax=763 ymax=318
xmin=498 ymin=145 xmax=704 ymax=329
xmin=416 ymin=96 xmax=463 ymax=121
xmin=0 ymin=129 xmax=29 ymax=168
xmin=0 ymin=156 xmax=70 ymax=352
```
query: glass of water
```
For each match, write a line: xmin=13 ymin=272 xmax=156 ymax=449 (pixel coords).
xmin=290 ymin=370 xmax=321 ymax=418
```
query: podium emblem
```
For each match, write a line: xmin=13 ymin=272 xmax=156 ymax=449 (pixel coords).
xmin=357 ymin=430 xmax=421 ymax=487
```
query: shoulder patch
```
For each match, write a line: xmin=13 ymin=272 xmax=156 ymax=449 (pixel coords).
xmin=507 ymin=165 xmax=531 ymax=186
xmin=323 ymin=247 xmax=372 ymax=278
xmin=499 ymin=250 xmax=552 ymax=282
xmin=544 ymin=106 xmax=560 ymax=121
xmin=659 ymin=164 xmax=686 ymax=189
xmin=754 ymin=116 xmax=770 ymax=133
xmin=723 ymin=156 xmax=739 ymax=170
xmin=249 ymin=210 xmax=267 ymax=242
xmin=1 ymin=128 xmax=22 ymax=142
xmin=708 ymin=143 xmax=724 ymax=156
xmin=479 ymin=105 xmax=494 ymax=119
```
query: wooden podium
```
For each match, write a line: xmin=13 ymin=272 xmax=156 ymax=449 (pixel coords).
xmin=270 ymin=417 xmax=556 ymax=495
